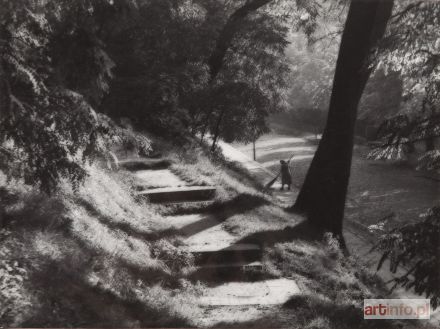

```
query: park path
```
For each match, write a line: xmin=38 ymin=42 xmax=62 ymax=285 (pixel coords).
xmin=218 ymin=139 xmax=303 ymax=206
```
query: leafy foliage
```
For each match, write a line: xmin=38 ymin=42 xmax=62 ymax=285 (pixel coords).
xmin=99 ymin=0 xmax=296 ymax=147
xmin=101 ymin=0 xmax=211 ymax=137
xmin=417 ymin=149 xmax=440 ymax=171
xmin=280 ymin=1 xmax=348 ymax=137
xmin=358 ymin=69 xmax=403 ymax=128
xmin=374 ymin=206 xmax=440 ymax=309
xmin=194 ymin=5 xmax=292 ymax=148
xmin=0 ymin=0 xmax=152 ymax=192
xmin=369 ymin=1 xmax=440 ymax=167
xmin=0 ymin=0 xmax=111 ymax=192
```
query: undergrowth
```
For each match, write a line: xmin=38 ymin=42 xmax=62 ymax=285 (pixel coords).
xmin=264 ymin=236 xmax=401 ymax=329
xmin=0 ymin=166 xmax=201 ymax=327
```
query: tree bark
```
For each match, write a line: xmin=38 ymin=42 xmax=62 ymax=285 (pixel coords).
xmin=292 ymin=0 xmax=394 ymax=241
xmin=425 ymin=137 xmax=435 ymax=151
xmin=208 ymin=0 xmax=272 ymax=81
xmin=0 ymin=25 xmax=12 ymax=120
xmin=211 ymin=108 xmax=226 ymax=152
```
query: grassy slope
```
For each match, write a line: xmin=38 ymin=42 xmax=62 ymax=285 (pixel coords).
xmin=0 ymin=165 xmax=200 ymax=327
xmin=0 ymin=136 xmax=406 ymax=328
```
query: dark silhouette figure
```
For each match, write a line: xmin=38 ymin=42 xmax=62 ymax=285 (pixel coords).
xmin=280 ymin=160 xmax=292 ymax=191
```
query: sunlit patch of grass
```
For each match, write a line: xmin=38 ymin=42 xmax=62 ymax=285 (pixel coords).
xmin=266 ymin=237 xmax=385 ymax=312
xmin=223 ymin=204 xmax=300 ymax=238
xmin=71 ymin=165 xmax=168 ymax=233
xmin=66 ymin=202 xmax=165 ymax=272
xmin=133 ymin=282 xmax=204 ymax=324
xmin=0 ymin=228 xmax=34 ymax=327
xmin=304 ymin=316 xmax=331 ymax=329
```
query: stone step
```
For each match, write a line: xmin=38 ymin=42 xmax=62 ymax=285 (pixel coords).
xmin=133 ymin=169 xmax=187 ymax=190
xmin=200 ymin=260 xmax=263 ymax=270
xmin=188 ymin=243 xmax=262 ymax=266
xmin=137 ymin=186 xmax=216 ymax=203
xmin=189 ymin=261 xmax=264 ymax=282
xmin=198 ymin=278 xmax=301 ymax=306
xmin=119 ymin=158 xmax=171 ymax=171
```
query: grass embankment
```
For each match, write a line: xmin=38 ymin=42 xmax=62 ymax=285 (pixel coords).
xmin=0 ymin=135 xmax=403 ymax=328
xmin=0 ymin=165 xmax=199 ymax=327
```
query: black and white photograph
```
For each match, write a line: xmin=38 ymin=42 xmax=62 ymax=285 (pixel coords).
xmin=0 ymin=0 xmax=439 ymax=328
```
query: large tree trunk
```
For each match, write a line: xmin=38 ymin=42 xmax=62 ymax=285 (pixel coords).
xmin=293 ymin=0 xmax=394 ymax=241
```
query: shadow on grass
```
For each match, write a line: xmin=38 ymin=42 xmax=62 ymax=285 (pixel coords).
xmin=232 ymin=220 xmax=320 ymax=247
xmin=170 ymin=214 xmax=224 ymax=237
xmin=22 ymin=259 xmax=191 ymax=328
xmin=182 ymin=193 xmax=269 ymax=223
xmin=73 ymin=193 xmax=271 ymax=282
xmin=165 ymin=194 xmax=272 ymax=239
xmin=119 ymin=158 xmax=172 ymax=171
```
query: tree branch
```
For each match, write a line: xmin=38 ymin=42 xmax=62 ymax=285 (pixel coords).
xmin=391 ymin=1 xmax=423 ymax=22
xmin=312 ymin=30 xmax=343 ymax=44
xmin=207 ymin=0 xmax=273 ymax=81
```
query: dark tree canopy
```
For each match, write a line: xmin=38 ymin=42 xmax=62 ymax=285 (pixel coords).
xmin=0 ymin=0 xmax=294 ymax=191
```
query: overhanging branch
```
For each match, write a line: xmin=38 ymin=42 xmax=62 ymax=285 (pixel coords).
xmin=208 ymin=0 xmax=273 ymax=81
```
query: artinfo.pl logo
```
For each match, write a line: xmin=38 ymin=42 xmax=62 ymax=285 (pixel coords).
xmin=364 ymin=299 xmax=430 ymax=319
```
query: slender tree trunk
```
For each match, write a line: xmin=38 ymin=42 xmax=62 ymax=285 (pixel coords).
xmin=0 ymin=25 xmax=12 ymax=119
xmin=426 ymin=136 xmax=435 ymax=151
xmin=199 ymin=116 xmax=210 ymax=144
xmin=0 ymin=61 xmax=12 ymax=120
xmin=292 ymin=0 xmax=394 ymax=241
xmin=211 ymin=109 xmax=226 ymax=152
xmin=425 ymin=112 xmax=437 ymax=151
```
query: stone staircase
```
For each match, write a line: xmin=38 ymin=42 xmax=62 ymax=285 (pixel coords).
xmin=121 ymin=157 xmax=300 ymax=307
xmin=161 ymin=212 xmax=265 ymax=281
xmin=121 ymin=159 xmax=217 ymax=203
